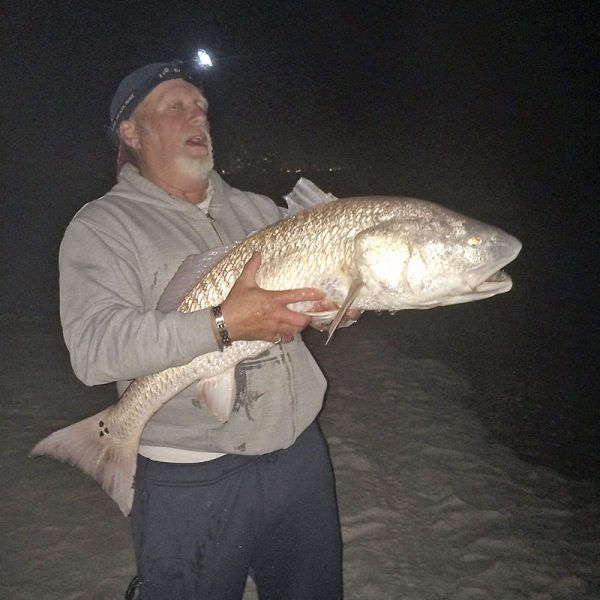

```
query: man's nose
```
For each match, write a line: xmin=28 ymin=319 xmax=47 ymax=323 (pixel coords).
xmin=190 ymin=107 xmax=208 ymax=125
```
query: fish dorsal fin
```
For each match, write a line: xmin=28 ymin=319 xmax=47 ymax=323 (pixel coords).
xmin=157 ymin=246 xmax=233 ymax=313
xmin=325 ymin=278 xmax=364 ymax=345
xmin=283 ymin=178 xmax=338 ymax=217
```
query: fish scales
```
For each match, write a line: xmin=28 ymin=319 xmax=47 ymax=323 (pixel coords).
xmin=30 ymin=190 xmax=522 ymax=515
xmin=178 ymin=198 xmax=407 ymax=314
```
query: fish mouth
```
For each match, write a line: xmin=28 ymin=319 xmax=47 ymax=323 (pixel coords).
xmin=466 ymin=235 xmax=521 ymax=294
xmin=472 ymin=269 xmax=513 ymax=294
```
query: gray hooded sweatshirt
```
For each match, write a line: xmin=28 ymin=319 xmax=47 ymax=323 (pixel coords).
xmin=59 ymin=164 xmax=327 ymax=455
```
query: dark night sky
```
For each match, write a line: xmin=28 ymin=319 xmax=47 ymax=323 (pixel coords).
xmin=1 ymin=1 xmax=597 ymax=317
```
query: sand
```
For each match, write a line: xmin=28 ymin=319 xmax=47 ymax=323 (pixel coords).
xmin=1 ymin=313 xmax=598 ymax=599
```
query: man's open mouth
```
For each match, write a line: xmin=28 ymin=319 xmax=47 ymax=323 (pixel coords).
xmin=186 ymin=135 xmax=206 ymax=146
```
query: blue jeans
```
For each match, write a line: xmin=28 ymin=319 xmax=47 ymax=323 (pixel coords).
xmin=130 ymin=422 xmax=343 ymax=599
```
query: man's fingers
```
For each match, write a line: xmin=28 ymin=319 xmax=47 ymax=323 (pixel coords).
xmin=240 ymin=254 xmax=323 ymax=305
xmin=345 ymin=308 xmax=362 ymax=321
xmin=270 ymin=287 xmax=324 ymax=306
xmin=221 ymin=253 xmax=326 ymax=342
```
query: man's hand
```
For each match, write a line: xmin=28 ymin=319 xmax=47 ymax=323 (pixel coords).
xmin=307 ymin=298 xmax=362 ymax=332
xmin=217 ymin=253 xmax=325 ymax=344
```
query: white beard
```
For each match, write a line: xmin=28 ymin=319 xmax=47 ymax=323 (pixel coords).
xmin=175 ymin=133 xmax=214 ymax=182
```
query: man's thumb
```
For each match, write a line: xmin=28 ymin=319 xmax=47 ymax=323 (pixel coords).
xmin=239 ymin=252 xmax=262 ymax=284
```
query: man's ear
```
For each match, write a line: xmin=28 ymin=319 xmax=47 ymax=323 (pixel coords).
xmin=118 ymin=119 xmax=140 ymax=150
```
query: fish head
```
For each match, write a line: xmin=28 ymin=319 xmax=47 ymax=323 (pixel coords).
xmin=354 ymin=208 xmax=522 ymax=309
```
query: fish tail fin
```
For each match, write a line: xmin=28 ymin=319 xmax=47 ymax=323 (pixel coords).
xmin=30 ymin=408 xmax=137 ymax=516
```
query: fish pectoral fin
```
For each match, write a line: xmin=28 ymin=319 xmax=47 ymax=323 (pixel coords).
xmin=195 ymin=369 xmax=237 ymax=423
xmin=325 ymin=279 xmax=364 ymax=345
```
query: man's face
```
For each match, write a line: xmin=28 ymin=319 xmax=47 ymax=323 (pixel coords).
xmin=127 ymin=79 xmax=214 ymax=183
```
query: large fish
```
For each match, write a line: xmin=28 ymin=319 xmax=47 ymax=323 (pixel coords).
xmin=31 ymin=179 xmax=522 ymax=515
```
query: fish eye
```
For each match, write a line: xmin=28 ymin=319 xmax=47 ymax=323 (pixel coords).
xmin=467 ymin=236 xmax=482 ymax=247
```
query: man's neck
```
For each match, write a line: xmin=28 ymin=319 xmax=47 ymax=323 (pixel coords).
xmin=140 ymin=168 xmax=210 ymax=204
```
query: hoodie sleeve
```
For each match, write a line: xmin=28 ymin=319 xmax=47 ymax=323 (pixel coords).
xmin=59 ymin=218 xmax=221 ymax=386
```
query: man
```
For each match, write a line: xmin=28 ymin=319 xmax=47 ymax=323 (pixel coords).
xmin=60 ymin=61 xmax=355 ymax=599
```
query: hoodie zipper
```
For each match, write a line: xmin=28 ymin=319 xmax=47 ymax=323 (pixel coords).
xmin=204 ymin=210 xmax=226 ymax=246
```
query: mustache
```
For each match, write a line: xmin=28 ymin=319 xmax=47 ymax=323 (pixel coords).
xmin=184 ymin=128 xmax=211 ymax=144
